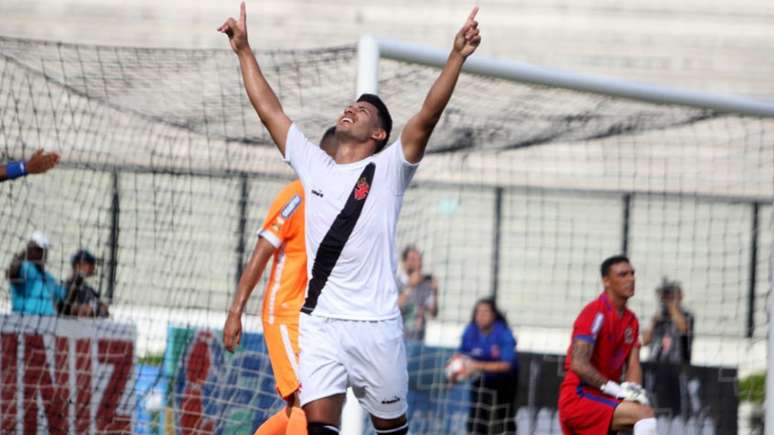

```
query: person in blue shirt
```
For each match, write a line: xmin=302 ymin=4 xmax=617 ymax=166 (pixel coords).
xmin=457 ymin=297 xmax=519 ymax=435
xmin=6 ymin=231 xmax=66 ymax=316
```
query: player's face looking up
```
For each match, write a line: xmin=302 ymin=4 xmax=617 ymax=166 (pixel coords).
xmin=474 ymin=301 xmax=496 ymax=331
xmin=603 ymin=261 xmax=636 ymax=301
xmin=336 ymin=102 xmax=386 ymax=146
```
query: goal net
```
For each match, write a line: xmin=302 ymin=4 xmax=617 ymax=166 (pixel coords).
xmin=0 ymin=36 xmax=771 ymax=434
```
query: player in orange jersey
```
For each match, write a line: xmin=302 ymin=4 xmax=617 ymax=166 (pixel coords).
xmin=224 ymin=127 xmax=337 ymax=435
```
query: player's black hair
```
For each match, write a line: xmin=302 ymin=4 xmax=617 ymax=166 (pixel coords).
xmin=357 ymin=93 xmax=392 ymax=152
xmin=600 ymin=254 xmax=630 ymax=277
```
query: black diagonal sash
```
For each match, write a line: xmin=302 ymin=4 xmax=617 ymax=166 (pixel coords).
xmin=302 ymin=162 xmax=376 ymax=314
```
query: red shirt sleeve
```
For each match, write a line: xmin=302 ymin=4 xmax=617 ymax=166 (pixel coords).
xmin=572 ymin=302 xmax=605 ymax=346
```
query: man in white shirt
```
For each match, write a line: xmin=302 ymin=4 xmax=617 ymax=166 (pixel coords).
xmin=219 ymin=4 xmax=481 ymax=434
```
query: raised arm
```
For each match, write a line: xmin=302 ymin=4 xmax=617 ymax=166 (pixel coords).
xmin=6 ymin=251 xmax=25 ymax=281
xmin=401 ymin=6 xmax=481 ymax=164
xmin=1 ymin=149 xmax=60 ymax=182
xmin=218 ymin=2 xmax=291 ymax=155
xmin=223 ymin=237 xmax=276 ymax=352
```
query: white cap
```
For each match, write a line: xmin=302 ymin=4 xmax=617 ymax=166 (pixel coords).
xmin=29 ymin=230 xmax=50 ymax=249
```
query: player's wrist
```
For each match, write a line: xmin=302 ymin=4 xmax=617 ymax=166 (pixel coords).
xmin=228 ymin=305 xmax=244 ymax=316
xmin=236 ymin=45 xmax=254 ymax=58
xmin=6 ymin=161 xmax=28 ymax=179
xmin=448 ymin=49 xmax=466 ymax=63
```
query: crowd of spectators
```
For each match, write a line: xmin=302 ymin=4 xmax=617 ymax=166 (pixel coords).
xmin=6 ymin=230 xmax=108 ymax=319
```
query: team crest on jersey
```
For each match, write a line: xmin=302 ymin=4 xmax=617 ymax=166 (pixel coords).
xmin=354 ymin=177 xmax=370 ymax=200
xmin=281 ymin=195 xmax=302 ymax=218
xmin=624 ymin=326 xmax=634 ymax=344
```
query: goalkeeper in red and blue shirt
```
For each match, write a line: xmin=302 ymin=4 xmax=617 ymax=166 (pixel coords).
xmin=558 ymin=255 xmax=656 ymax=435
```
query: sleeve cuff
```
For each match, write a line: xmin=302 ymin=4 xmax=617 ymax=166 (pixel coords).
xmin=575 ymin=334 xmax=596 ymax=344
xmin=282 ymin=123 xmax=298 ymax=164
xmin=394 ymin=139 xmax=420 ymax=168
xmin=258 ymin=230 xmax=282 ymax=249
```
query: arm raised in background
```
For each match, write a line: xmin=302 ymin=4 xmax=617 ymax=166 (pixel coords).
xmin=401 ymin=6 xmax=481 ymax=164
xmin=6 ymin=251 xmax=25 ymax=281
xmin=1 ymin=149 xmax=60 ymax=183
xmin=666 ymin=298 xmax=689 ymax=334
xmin=223 ymin=237 xmax=276 ymax=352
xmin=218 ymin=2 xmax=291 ymax=156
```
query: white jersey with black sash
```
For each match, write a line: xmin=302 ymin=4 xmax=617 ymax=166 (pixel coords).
xmin=283 ymin=123 xmax=418 ymax=321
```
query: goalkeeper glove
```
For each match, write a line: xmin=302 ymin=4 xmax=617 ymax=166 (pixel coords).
xmin=621 ymin=382 xmax=650 ymax=406
xmin=600 ymin=380 xmax=626 ymax=398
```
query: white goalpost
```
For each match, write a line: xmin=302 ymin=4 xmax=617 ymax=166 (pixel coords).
xmin=357 ymin=36 xmax=774 ymax=117
xmin=352 ymin=35 xmax=774 ymax=435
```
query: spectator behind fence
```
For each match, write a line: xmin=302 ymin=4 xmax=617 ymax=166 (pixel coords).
xmin=642 ymin=278 xmax=694 ymax=364
xmin=642 ymin=277 xmax=694 ymax=418
xmin=397 ymin=245 xmax=438 ymax=341
xmin=59 ymin=249 xmax=109 ymax=318
xmin=6 ymin=231 xmax=66 ymax=316
xmin=457 ymin=297 xmax=519 ymax=435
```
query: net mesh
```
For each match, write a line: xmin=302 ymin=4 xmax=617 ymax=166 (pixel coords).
xmin=0 ymin=36 xmax=772 ymax=434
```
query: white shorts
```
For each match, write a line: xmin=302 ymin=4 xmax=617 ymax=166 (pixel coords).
xmin=298 ymin=313 xmax=408 ymax=419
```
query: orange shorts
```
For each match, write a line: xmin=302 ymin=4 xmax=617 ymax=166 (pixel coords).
xmin=262 ymin=317 xmax=300 ymax=399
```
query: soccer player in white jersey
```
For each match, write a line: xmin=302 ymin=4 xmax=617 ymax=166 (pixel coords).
xmin=219 ymin=4 xmax=481 ymax=434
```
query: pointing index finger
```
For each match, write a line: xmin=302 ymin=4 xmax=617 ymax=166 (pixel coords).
xmin=240 ymin=1 xmax=246 ymax=26
xmin=467 ymin=5 xmax=479 ymax=22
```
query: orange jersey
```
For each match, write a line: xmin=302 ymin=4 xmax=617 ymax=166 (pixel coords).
xmin=259 ymin=180 xmax=307 ymax=324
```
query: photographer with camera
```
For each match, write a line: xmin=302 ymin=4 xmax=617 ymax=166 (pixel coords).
xmin=60 ymin=249 xmax=109 ymax=318
xmin=642 ymin=278 xmax=693 ymax=364
xmin=642 ymin=277 xmax=694 ymax=418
